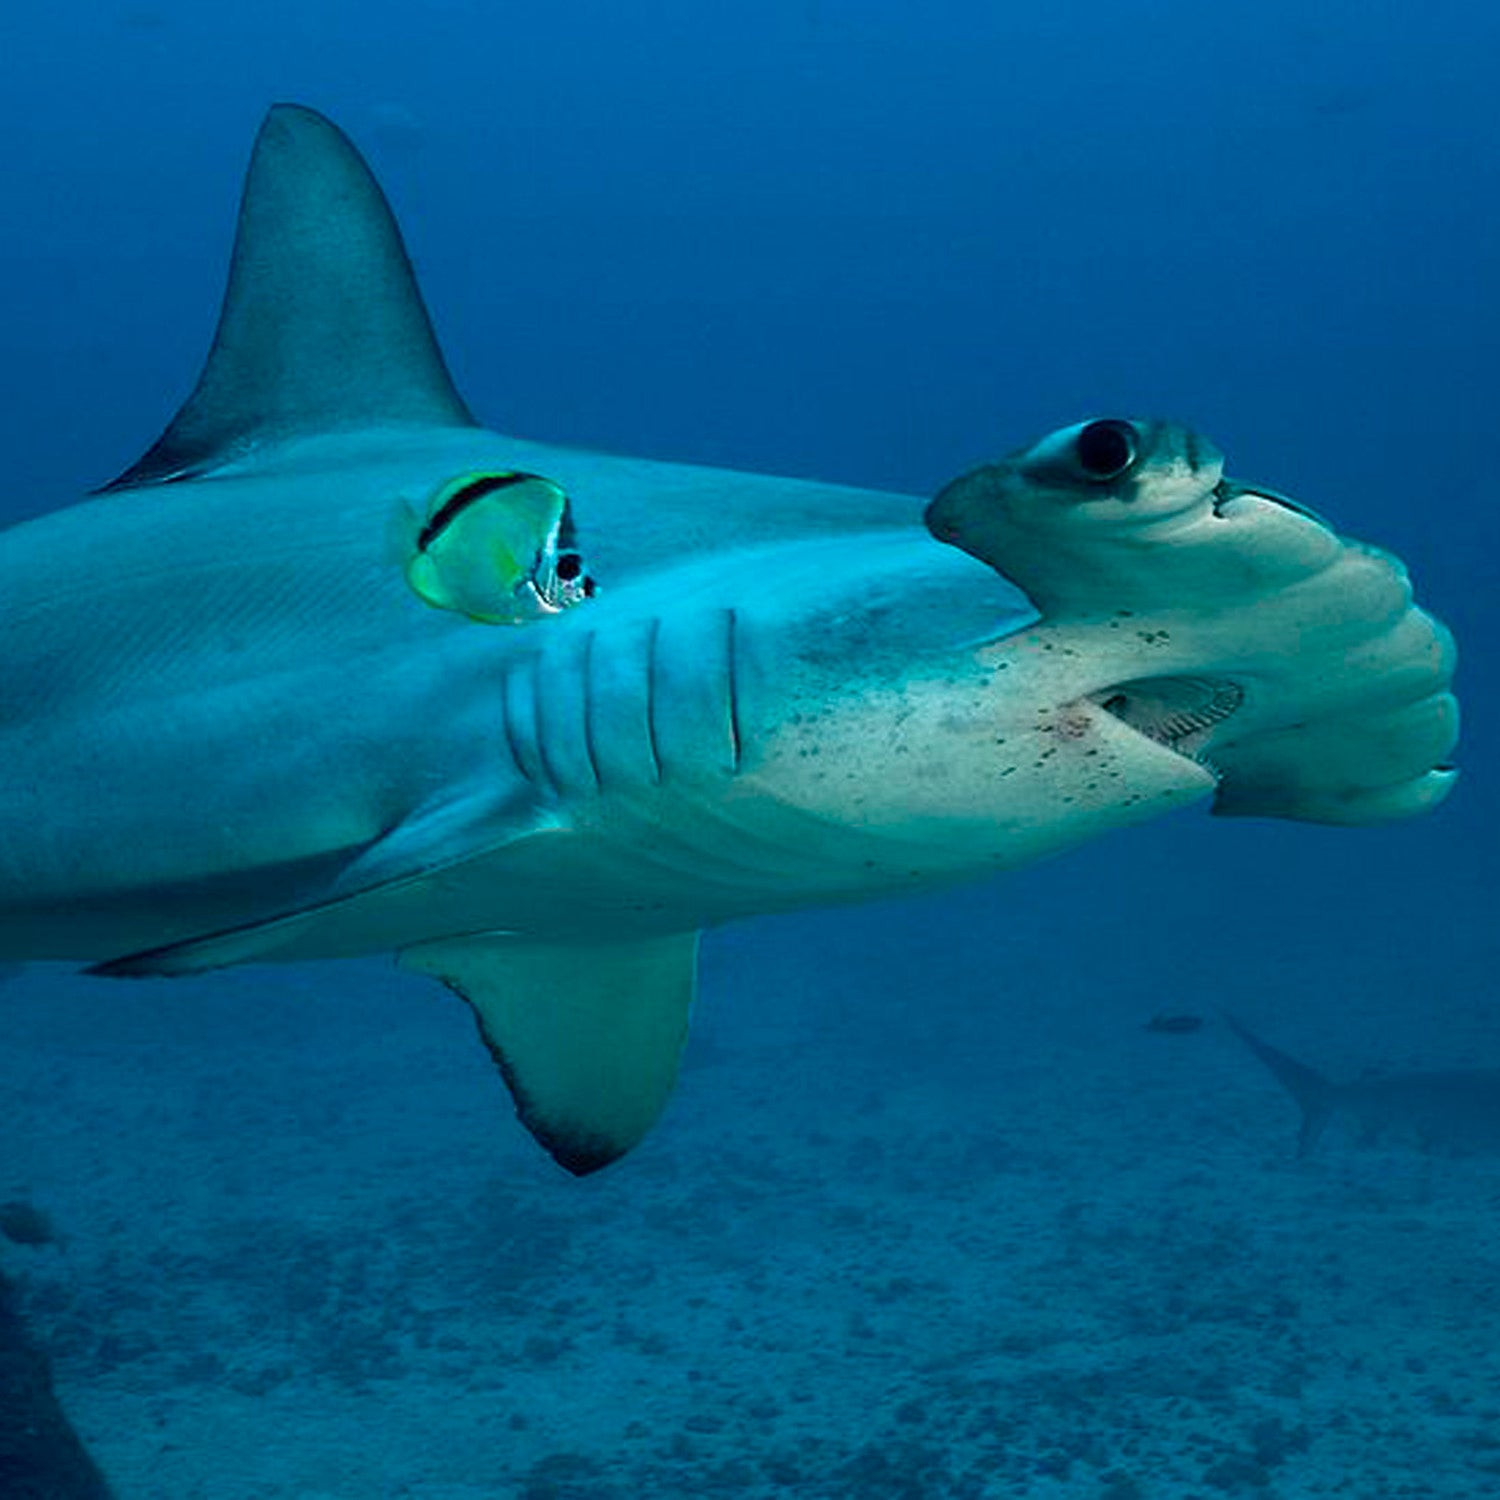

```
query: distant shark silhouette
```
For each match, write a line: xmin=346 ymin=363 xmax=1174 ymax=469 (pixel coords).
xmin=1227 ymin=1016 xmax=1500 ymax=1156
xmin=0 ymin=104 xmax=1459 ymax=1174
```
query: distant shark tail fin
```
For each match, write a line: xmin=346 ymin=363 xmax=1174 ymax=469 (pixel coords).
xmin=1224 ymin=1014 xmax=1337 ymax=1155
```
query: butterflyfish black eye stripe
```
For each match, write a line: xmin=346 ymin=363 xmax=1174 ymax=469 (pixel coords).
xmin=416 ymin=471 xmax=537 ymax=552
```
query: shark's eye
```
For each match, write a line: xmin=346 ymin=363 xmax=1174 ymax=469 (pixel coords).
xmin=1075 ymin=420 xmax=1139 ymax=482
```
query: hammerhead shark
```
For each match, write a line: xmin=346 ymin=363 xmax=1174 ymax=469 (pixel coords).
xmin=1228 ymin=1016 xmax=1500 ymax=1156
xmin=0 ymin=105 xmax=1458 ymax=1172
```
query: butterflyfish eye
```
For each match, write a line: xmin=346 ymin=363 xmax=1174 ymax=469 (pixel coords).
xmin=1075 ymin=420 xmax=1139 ymax=482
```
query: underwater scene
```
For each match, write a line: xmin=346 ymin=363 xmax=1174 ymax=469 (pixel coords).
xmin=1 ymin=2 xmax=1497 ymax=1496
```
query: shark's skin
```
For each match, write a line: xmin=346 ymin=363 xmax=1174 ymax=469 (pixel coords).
xmin=1227 ymin=1017 xmax=1500 ymax=1157
xmin=0 ymin=106 xmax=1459 ymax=1173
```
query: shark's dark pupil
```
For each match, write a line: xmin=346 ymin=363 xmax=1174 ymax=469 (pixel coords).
xmin=556 ymin=553 xmax=583 ymax=581
xmin=1076 ymin=420 xmax=1137 ymax=481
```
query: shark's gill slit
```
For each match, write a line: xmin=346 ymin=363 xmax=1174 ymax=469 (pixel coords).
xmin=580 ymin=630 xmax=603 ymax=791
xmin=499 ymin=671 xmax=530 ymax=785
xmin=644 ymin=617 xmax=664 ymax=785
xmin=1092 ymin=675 xmax=1243 ymax=760
xmin=529 ymin=664 xmax=565 ymax=796
xmin=501 ymin=663 xmax=555 ymax=791
xmin=725 ymin=608 xmax=743 ymax=772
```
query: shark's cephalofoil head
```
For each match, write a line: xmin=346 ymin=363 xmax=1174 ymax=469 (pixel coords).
xmin=926 ymin=419 xmax=1459 ymax=826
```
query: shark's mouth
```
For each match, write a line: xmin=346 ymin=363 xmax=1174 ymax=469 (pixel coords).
xmin=1091 ymin=675 xmax=1244 ymax=769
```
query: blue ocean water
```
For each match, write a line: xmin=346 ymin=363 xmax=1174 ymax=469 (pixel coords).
xmin=0 ymin=2 xmax=1496 ymax=1496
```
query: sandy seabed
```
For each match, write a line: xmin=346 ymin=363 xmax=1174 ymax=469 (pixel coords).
xmin=3 ymin=923 xmax=1499 ymax=1500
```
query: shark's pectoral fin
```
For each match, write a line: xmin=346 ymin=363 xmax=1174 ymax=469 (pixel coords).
xmin=400 ymin=931 xmax=699 ymax=1175
xmin=89 ymin=910 xmax=316 ymax=978
xmin=88 ymin=790 xmax=557 ymax=978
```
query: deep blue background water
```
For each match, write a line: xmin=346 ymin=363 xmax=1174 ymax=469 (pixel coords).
xmin=0 ymin=8 xmax=1497 ymax=1484
xmin=3 ymin=0 xmax=1492 ymax=990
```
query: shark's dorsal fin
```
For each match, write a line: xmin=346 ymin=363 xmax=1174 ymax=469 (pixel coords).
xmin=104 ymin=103 xmax=474 ymax=490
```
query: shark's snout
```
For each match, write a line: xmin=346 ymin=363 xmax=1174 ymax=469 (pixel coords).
xmin=929 ymin=418 xmax=1459 ymax=828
